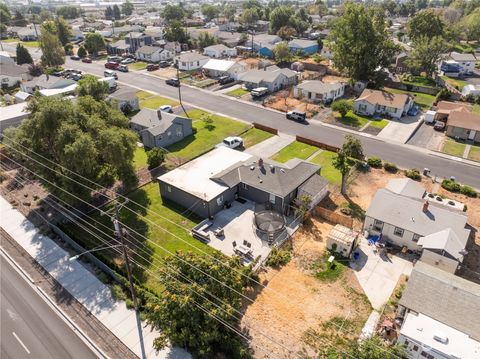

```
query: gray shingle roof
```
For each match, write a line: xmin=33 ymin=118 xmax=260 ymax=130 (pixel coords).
xmin=108 ymin=87 xmax=138 ymax=101
xmin=296 ymin=80 xmax=343 ymax=94
xmin=0 ymin=63 xmax=29 ymax=77
xmin=399 ymin=261 xmax=480 ymax=341
xmin=176 ymin=52 xmax=209 ymax=62
xmin=204 ymin=44 xmax=229 ymax=52
xmin=450 ymin=52 xmax=476 ymax=62
xmin=130 ymin=109 xmax=189 ymax=137
xmin=136 ymin=45 xmax=161 ymax=55
xmin=288 ymin=39 xmax=318 ymax=49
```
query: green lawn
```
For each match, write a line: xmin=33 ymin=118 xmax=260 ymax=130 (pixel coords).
xmin=241 ymin=128 xmax=274 ymax=148
xmin=309 ymin=150 xmax=341 ymax=185
xmin=270 ymin=141 xmax=319 ymax=163
xmin=2 ymin=38 xmax=18 ymax=42
xmin=384 ymin=88 xmax=436 ymax=110
xmin=402 ymin=75 xmax=437 ymax=88
xmin=137 ymin=90 xmax=179 ymax=109
xmin=20 ymin=41 xmax=39 ymax=47
xmin=314 ymin=252 xmax=347 ymax=283
xmin=129 ymin=61 xmax=148 ymax=71
xmin=449 ymin=42 xmax=477 ymax=54
xmin=441 ymin=76 xmax=469 ymax=91
xmin=442 ymin=138 xmax=466 ymax=157
xmin=226 ymin=88 xmax=249 ymax=98
xmin=133 ymin=146 xmax=148 ymax=170
xmin=473 ymin=104 xmax=480 ymax=115
xmin=368 ymin=119 xmax=389 ymax=129
xmin=468 ymin=145 xmax=480 ymax=162
xmin=335 ymin=110 xmax=370 ymax=128
xmin=165 ymin=109 xmax=250 ymax=166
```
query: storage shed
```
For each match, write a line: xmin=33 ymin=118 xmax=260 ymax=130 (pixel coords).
xmin=326 ymin=225 xmax=359 ymax=257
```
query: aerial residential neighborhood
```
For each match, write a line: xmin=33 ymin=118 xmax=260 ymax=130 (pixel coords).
xmin=0 ymin=0 xmax=479 ymax=358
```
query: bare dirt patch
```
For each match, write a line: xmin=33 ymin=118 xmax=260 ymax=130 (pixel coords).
xmin=241 ymin=217 xmax=371 ymax=358
xmin=264 ymin=89 xmax=321 ymax=118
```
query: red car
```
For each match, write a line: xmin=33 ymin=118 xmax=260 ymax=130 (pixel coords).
xmin=82 ymin=57 xmax=92 ymax=63
xmin=147 ymin=64 xmax=159 ymax=71
xmin=104 ymin=61 xmax=119 ymax=70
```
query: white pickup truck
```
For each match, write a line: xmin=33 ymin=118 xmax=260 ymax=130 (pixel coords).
xmin=219 ymin=136 xmax=243 ymax=149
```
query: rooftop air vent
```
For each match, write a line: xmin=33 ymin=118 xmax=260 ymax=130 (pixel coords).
xmin=433 ymin=332 xmax=448 ymax=344
xmin=250 ymin=166 xmax=255 ymax=170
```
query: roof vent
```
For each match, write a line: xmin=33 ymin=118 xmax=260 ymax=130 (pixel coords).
xmin=250 ymin=166 xmax=255 ymax=170
xmin=270 ymin=165 xmax=275 ymax=173
xmin=259 ymin=179 xmax=263 ymax=183
xmin=156 ymin=108 xmax=162 ymax=120
xmin=433 ymin=333 xmax=448 ymax=344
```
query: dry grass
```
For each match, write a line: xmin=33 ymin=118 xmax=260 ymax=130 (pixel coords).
xmin=264 ymin=89 xmax=321 ymax=118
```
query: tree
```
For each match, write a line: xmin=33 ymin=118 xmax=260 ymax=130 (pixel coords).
xmin=105 ymin=6 xmax=113 ymax=19
xmin=407 ymin=9 xmax=445 ymax=41
xmin=240 ymin=8 xmax=259 ymax=28
xmin=55 ymin=17 xmax=72 ymax=46
xmin=161 ymin=5 xmax=185 ymax=23
xmin=197 ymin=32 xmax=216 ymax=50
xmin=84 ymin=32 xmax=105 ymax=58
xmin=342 ymin=134 xmax=364 ymax=160
xmin=269 ymin=6 xmax=294 ymax=33
xmin=76 ymin=75 xmax=109 ymax=101
xmin=12 ymin=10 xmax=27 ymax=27
xmin=28 ymin=63 xmax=43 ymax=77
xmin=331 ymin=99 xmax=352 ymax=118
xmin=333 ymin=149 xmax=351 ymax=195
xmin=4 ymin=96 xmax=138 ymax=204
xmin=163 ymin=21 xmax=189 ymax=43
xmin=145 ymin=252 xmax=251 ymax=358
xmin=347 ymin=335 xmax=406 ymax=359
xmin=201 ymin=4 xmax=220 ymax=22
xmin=0 ymin=3 xmax=11 ymax=37
xmin=272 ymin=42 xmax=293 ymax=63
xmin=460 ymin=8 xmax=480 ymax=42
xmin=77 ymin=46 xmax=87 ymax=58
xmin=277 ymin=25 xmax=297 ymax=40
xmin=56 ymin=6 xmax=79 ymax=19
xmin=329 ymin=3 xmax=398 ymax=83
xmin=121 ymin=0 xmax=134 ymax=16
xmin=407 ymin=36 xmax=448 ymax=77
xmin=223 ymin=4 xmax=236 ymax=22
xmin=113 ymin=5 xmax=121 ymax=20
xmin=147 ymin=148 xmax=165 ymax=169
xmin=16 ymin=44 xmax=33 ymax=65
xmin=39 ymin=9 xmax=52 ymax=22
xmin=40 ymin=30 xmax=65 ymax=68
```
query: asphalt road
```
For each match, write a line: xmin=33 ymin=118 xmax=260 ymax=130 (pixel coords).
xmin=4 ymin=43 xmax=480 ymax=187
xmin=0 ymin=255 xmax=97 ymax=359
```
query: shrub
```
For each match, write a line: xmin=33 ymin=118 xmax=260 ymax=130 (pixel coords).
xmin=441 ymin=179 xmax=461 ymax=192
xmin=331 ymin=99 xmax=352 ymax=117
xmin=460 ymin=185 xmax=477 ymax=198
xmin=266 ymin=247 xmax=291 ymax=268
xmin=367 ymin=156 xmax=382 ymax=168
xmin=383 ymin=162 xmax=398 ymax=173
xmin=404 ymin=168 xmax=421 ymax=180
xmin=147 ymin=147 xmax=166 ymax=169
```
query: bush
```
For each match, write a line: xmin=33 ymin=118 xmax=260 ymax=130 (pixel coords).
xmin=441 ymin=179 xmax=461 ymax=192
xmin=331 ymin=99 xmax=352 ymax=117
xmin=383 ymin=162 xmax=398 ymax=173
xmin=460 ymin=185 xmax=477 ymax=198
xmin=147 ymin=148 xmax=166 ymax=169
xmin=404 ymin=168 xmax=421 ymax=180
xmin=367 ymin=156 xmax=382 ymax=168
xmin=265 ymin=247 xmax=291 ymax=268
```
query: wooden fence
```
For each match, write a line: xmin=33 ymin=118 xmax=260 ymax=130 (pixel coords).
xmin=315 ymin=206 xmax=353 ymax=228
xmin=253 ymin=122 xmax=278 ymax=135
xmin=384 ymin=80 xmax=439 ymax=95
xmin=296 ymin=136 xmax=340 ymax=153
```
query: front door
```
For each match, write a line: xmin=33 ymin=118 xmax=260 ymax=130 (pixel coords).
xmin=468 ymin=130 xmax=476 ymax=140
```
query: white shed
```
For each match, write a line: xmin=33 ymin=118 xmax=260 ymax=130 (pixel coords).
xmin=326 ymin=225 xmax=359 ymax=257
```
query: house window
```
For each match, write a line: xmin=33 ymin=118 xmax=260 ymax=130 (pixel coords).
xmin=182 ymin=62 xmax=186 ymax=66
xmin=166 ymin=185 xmax=171 ymax=192
xmin=420 ymin=351 xmax=428 ymax=357
xmin=269 ymin=193 xmax=275 ymax=204
xmin=358 ymin=104 xmax=367 ymax=112
xmin=394 ymin=227 xmax=404 ymax=237
xmin=216 ymin=196 xmax=224 ymax=206
xmin=176 ymin=128 xmax=182 ymax=137
xmin=373 ymin=219 xmax=383 ymax=231
xmin=412 ymin=345 xmax=418 ymax=352
xmin=412 ymin=234 xmax=420 ymax=242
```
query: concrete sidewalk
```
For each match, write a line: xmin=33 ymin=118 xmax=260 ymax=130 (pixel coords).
xmin=245 ymin=133 xmax=295 ymax=158
xmin=0 ymin=196 xmax=191 ymax=359
xmin=377 ymin=117 xmax=423 ymax=144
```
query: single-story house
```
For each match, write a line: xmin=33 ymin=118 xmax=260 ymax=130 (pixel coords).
xmin=364 ymin=178 xmax=471 ymax=273
xmin=447 ymin=51 xmax=477 ymax=75
xmin=434 ymin=100 xmax=472 ymax=121
xmin=135 ymin=46 xmax=174 ymax=63
xmin=108 ymin=39 xmax=131 ymax=55
xmin=202 ymin=59 xmax=245 ymax=79
xmin=17 ymin=25 xmax=39 ymax=41
xmin=129 ymin=108 xmax=193 ymax=148
xmin=107 ymin=87 xmax=139 ymax=112
xmin=125 ymin=32 xmax=153 ymax=52
xmin=158 ymin=147 xmax=328 ymax=218
xmin=14 ymin=91 xmax=32 ymax=103
xmin=397 ymin=262 xmax=480 ymax=359
xmin=0 ymin=102 xmax=30 ymax=134
xmin=0 ymin=51 xmax=15 ymax=64
xmin=239 ymin=67 xmax=297 ymax=92
xmin=0 ymin=63 xmax=32 ymax=88
xmin=446 ymin=111 xmax=480 ymax=142
xmin=203 ymin=44 xmax=237 ymax=58
xmin=462 ymin=84 xmax=480 ymax=98
xmin=354 ymin=89 xmax=414 ymax=119
xmin=214 ymin=31 xmax=242 ymax=47
xmin=252 ymin=34 xmax=281 ymax=57
xmin=293 ymin=81 xmax=345 ymax=103
xmin=287 ymin=39 xmax=319 ymax=55
xmin=20 ymin=75 xmax=76 ymax=94
xmin=175 ymin=52 xmax=210 ymax=71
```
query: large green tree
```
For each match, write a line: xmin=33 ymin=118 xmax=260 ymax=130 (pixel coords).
xmin=273 ymin=41 xmax=293 ymax=63
xmin=84 ymin=32 xmax=105 ymax=57
xmin=39 ymin=30 xmax=65 ymax=67
xmin=145 ymin=252 xmax=253 ymax=358
xmin=113 ymin=5 xmax=121 ymax=20
xmin=460 ymin=8 xmax=480 ymax=42
xmin=16 ymin=43 xmax=33 ymax=65
xmin=161 ymin=5 xmax=185 ymax=23
xmin=407 ymin=9 xmax=445 ymax=41
xmin=55 ymin=17 xmax=73 ymax=46
xmin=76 ymin=75 xmax=109 ymax=101
xmin=0 ymin=3 xmax=11 ymax=37
xmin=197 ymin=32 xmax=216 ymax=50
xmin=201 ymin=4 xmax=220 ymax=22
xmin=269 ymin=6 xmax=294 ymax=33
xmin=329 ymin=3 xmax=398 ymax=83
xmin=333 ymin=135 xmax=364 ymax=195
xmin=121 ymin=0 xmax=134 ymax=16
xmin=12 ymin=10 xmax=27 ymax=27
xmin=240 ymin=8 xmax=259 ymax=28
xmin=406 ymin=36 xmax=448 ymax=77
xmin=4 ymin=96 xmax=138 ymax=204
xmin=163 ymin=20 xmax=189 ymax=43
xmin=56 ymin=6 xmax=80 ymax=19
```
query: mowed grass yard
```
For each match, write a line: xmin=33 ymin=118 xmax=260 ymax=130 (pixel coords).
xmin=133 ymin=146 xmax=148 ymax=170
xmin=468 ymin=144 xmax=480 ymax=162
xmin=270 ymin=141 xmax=318 ymax=163
xmin=226 ymin=88 xmax=249 ymax=97
xmin=385 ymin=88 xmax=436 ymax=110
xmin=129 ymin=61 xmax=148 ymax=71
xmin=368 ymin=118 xmax=389 ymax=129
xmin=442 ymin=138 xmax=466 ymax=157
xmin=334 ymin=110 xmax=370 ymax=129
xmin=441 ymin=76 xmax=469 ymax=90
xmin=137 ymin=90 xmax=179 ymax=109
xmin=241 ymin=128 xmax=273 ymax=148
xmin=309 ymin=150 xmax=341 ymax=185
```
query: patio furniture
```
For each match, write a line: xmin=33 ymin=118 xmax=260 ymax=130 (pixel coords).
xmin=246 ymin=242 xmax=251 ymax=248
xmin=236 ymin=244 xmax=251 ymax=256
xmin=232 ymin=241 xmax=237 ymax=247
xmin=243 ymin=240 xmax=248 ymax=245
xmin=214 ymin=228 xmax=224 ymax=237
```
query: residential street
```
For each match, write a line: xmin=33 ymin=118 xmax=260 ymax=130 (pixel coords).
xmin=0 ymin=255 xmax=97 ymax=359
xmin=3 ymin=43 xmax=480 ymax=187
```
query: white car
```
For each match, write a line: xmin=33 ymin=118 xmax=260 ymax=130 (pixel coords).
xmin=121 ymin=58 xmax=135 ymax=65
xmin=160 ymin=105 xmax=173 ymax=113
xmin=222 ymin=136 xmax=243 ymax=149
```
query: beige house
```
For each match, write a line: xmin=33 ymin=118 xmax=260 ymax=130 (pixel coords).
xmin=354 ymin=89 xmax=414 ymax=119
xmin=446 ymin=111 xmax=480 ymax=142
xmin=326 ymin=225 xmax=359 ymax=257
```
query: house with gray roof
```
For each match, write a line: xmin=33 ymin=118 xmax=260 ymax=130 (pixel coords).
xmin=294 ymin=80 xmax=345 ymax=103
xmin=20 ymin=74 xmax=76 ymax=94
xmin=135 ymin=46 xmax=174 ymax=63
xmin=239 ymin=67 xmax=298 ymax=92
xmin=364 ymin=178 xmax=471 ymax=273
xmin=158 ymin=146 xmax=328 ymax=218
xmin=175 ymin=52 xmax=209 ymax=71
xmin=397 ymin=261 xmax=480 ymax=358
xmin=107 ymin=87 xmax=139 ymax=112
xmin=129 ymin=108 xmax=192 ymax=149
xmin=287 ymin=39 xmax=319 ymax=55
xmin=448 ymin=51 xmax=477 ymax=75
xmin=0 ymin=63 xmax=32 ymax=88
xmin=203 ymin=44 xmax=237 ymax=58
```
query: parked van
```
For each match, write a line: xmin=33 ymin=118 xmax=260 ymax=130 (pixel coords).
xmin=251 ymin=87 xmax=269 ymax=97
xmin=104 ymin=70 xmax=118 ymax=79
xmin=423 ymin=110 xmax=436 ymax=124
xmin=286 ymin=110 xmax=307 ymax=123
xmin=98 ymin=77 xmax=117 ymax=92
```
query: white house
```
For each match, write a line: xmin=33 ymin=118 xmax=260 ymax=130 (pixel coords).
xmin=20 ymin=75 xmax=76 ymax=94
xmin=135 ymin=45 xmax=174 ymax=63
xmin=462 ymin=84 xmax=480 ymax=97
xmin=202 ymin=59 xmax=245 ymax=79
xmin=239 ymin=67 xmax=297 ymax=93
xmin=354 ymin=88 xmax=414 ymax=119
xmin=0 ymin=51 xmax=15 ymax=65
xmin=203 ymin=44 xmax=237 ymax=58
xmin=448 ymin=52 xmax=477 ymax=75
xmin=294 ymin=81 xmax=345 ymax=103
xmin=0 ymin=63 xmax=32 ymax=88
xmin=175 ymin=52 xmax=209 ymax=71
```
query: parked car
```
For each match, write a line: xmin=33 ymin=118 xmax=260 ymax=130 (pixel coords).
xmin=117 ymin=64 xmax=129 ymax=72
xmin=53 ymin=70 xmax=65 ymax=77
xmin=166 ymin=78 xmax=180 ymax=87
xmin=433 ymin=121 xmax=445 ymax=131
xmin=407 ymin=105 xmax=419 ymax=117
xmin=121 ymin=58 xmax=135 ymax=64
xmin=160 ymin=105 xmax=173 ymax=113
xmin=122 ymin=53 xmax=135 ymax=59
xmin=159 ymin=61 xmax=170 ymax=68
xmin=107 ymin=55 xmax=123 ymax=63
xmin=98 ymin=77 xmax=117 ymax=91
xmin=218 ymin=76 xmax=234 ymax=85
xmin=251 ymin=87 xmax=269 ymax=98
xmin=222 ymin=136 xmax=243 ymax=149
xmin=286 ymin=110 xmax=307 ymax=123
xmin=147 ymin=63 xmax=159 ymax=71
xmin=71 ymin=73 xmax=83 ymax=81
xmin=104 ymin=70 xmax=118 ymax=79
xmin=105 ymin=61 xmax=119 ymax=70
xmin=81 ymin=57 xmax=92 ymax=63
xmin=70 ymin=55 xmax=80 ymax=61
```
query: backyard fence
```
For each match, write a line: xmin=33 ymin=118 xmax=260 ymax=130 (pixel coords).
xmin=315 ymin=206 xmax=353 ymax=228
xmin=300 ymin=61 xmax=327 ymax=74
xmin=384 ymin=80 xmax=439 ymax=95
xmin=253 ymin=122 xmax=278 ymax=135
xmin=296 ymin=136 xmax=340 ymax=153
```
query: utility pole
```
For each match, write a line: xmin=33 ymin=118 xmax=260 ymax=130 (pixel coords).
xmin=113 ymin=201 xmax=138 ymax=310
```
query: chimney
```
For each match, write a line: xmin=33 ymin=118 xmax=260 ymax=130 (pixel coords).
xmin=423 ymin=201 xmax=429 ymax=213
xmin=156 ymin=108 xmax=162 ymax=120
xmin=258 ymin=158 xmax=264 ymax=168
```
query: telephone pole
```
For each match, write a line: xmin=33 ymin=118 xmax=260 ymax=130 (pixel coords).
xmin=113 ymin=201 xmax=138 ymax=310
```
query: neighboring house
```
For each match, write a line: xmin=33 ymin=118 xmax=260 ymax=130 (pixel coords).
xmin=158 ymin=147 xmax=328 ymax=218
xmin=293 ymin=81 xmax=345 ymax=103
xmin=135 ymin=46 xmax=174 ymax=62
xmin=354 ymin=89 xmax=414 ymax=119
xmin=107 ymin=87 xmax=139 ymax=111
xmin=448 ymin=52 xmax=477 ymax=75
xmin=202 ymin=59 xmax=245 ymax=79
xmin=175 ymin=52 xmax=209 ymax=71
xmin=215 ymin=31 xmax=242 ymax=47
xmin=434 ymin=100 xmax=472 ymax=122
xmin=218 ymin=22 xmax=241 ymax=32
xmin=0 ymin=63 xmax=32 ymax=88
xmin=252 ymin=34 xmax=281 ymax=57
xmin=107 ymin=39 xmax=130 ymax=55
xmin=0 ymin=102 xmax=30 ymax=134
xmin=17 ymin=25 xmax=39 ymax=41
xmin=239 ymin=67 xmax=297 ymax=92
xmin=395 ymin=52 xmax=409 ymax=74
xmin=20 ymin=75 xmax=76 ymax=94
xmin=364 ymin=178 xmax=470 ymax=273
xmin=462 ymin=84 xmax=480 ymax=97
xmin=255 ymin=20 xmax=270 ymax=33
xmin=0 ymin=51 xmax=15 ymax=64
xmin=446 ymin=111 xmax=480 ymax=142
xmin=320 ymin=46 xmax=333 ymax=59
xmin=14 ymin=91 xmax=32 ymax=103
xmin=203 ymin=44 xmax=237 ymax=58
xmin=125 ymin=32 xmax=152 ymax=52
xmin=287 ymin=39 xmax=319 ymax=55
xmin=397 ymin=262 xmax=480 ymax=359
xmin=129 ymin=108 xmax=193 ymax=148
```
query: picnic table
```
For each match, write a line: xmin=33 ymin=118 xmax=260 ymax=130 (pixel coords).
xmin=236 ymin=244 xmax=251 ymax=256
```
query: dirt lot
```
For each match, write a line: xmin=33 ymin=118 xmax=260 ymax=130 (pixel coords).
xmin=241 ymin=218 xmax=371 ymax=358
xmin=264 ymin=89 xmax=322 ymax=117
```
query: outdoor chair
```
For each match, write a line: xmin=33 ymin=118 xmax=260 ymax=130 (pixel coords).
xmin=246 ymin=242 xmax=251 ymax=248
xmin=232 ymin=241 xmax=237 ymax=247
xmin=243 ymin=240 xmax=248 ymax=245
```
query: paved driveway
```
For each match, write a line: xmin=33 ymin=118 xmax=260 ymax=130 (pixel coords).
xmin=350 ymin=239 xmax=413 ymax=310
xmin=407 ymin=122 xmax=444 ymax=150
xmin=245 ymin=133 xmax=295 ymax=158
